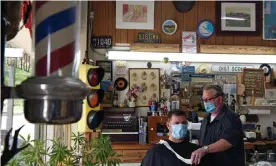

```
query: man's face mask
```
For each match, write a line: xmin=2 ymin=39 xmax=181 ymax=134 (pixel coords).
xmin=204 ymin=102 xmax=216 ymax=113
xmin=203 ymin=96 xmax=220 ymax=113
xmin=171 ymin=124 xmax=188 ymax=139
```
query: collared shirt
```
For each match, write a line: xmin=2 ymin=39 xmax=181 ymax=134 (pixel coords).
xmin=199 ymin=104 xmax=245 ymax=166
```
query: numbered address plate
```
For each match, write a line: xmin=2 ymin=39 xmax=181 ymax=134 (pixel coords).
xmin=91 ymin=36 xmax=112 ymax=49
xmin=211 ymin=65 xmax=254 ymax=73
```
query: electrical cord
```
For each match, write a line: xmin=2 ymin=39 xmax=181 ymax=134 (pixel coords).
xmin=89 ymin=10 xmax=106 ymax=57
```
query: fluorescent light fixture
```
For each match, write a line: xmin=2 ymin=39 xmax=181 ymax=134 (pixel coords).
xmin=5 ymin=48 xmax=24 ymax=58
xmin=107 ymin=51 xmax=276 ymax=64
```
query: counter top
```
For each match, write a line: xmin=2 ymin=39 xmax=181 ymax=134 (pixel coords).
xmin=113 ymin=141 xmax=276 ymax=150
xmin=112 ymin=143 xmax=153 ymax=150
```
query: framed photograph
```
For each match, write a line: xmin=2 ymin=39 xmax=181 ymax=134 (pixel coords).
xmin=216 ymin=1 xmax=261 ymax=35
xmin=116 ymin=1 xmax=154 ymax=30
xmin=96 ymin=61 xmax=113 ymax=81
xmin=263 ymin=0 xmax=276 ymax=40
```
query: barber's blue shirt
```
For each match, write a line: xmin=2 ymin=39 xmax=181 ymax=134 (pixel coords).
xmin=199 ymin=105 xmax=245 ymax=166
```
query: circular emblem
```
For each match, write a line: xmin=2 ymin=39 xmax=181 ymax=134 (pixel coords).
xmin=162 ymin=20 xmax=177 ymax=35
xmin=196 ymin=20 xmax=215 ymax=39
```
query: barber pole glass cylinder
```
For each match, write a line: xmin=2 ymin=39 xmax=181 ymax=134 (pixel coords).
xmin=33 ymin=1 xmax=81 ymax=77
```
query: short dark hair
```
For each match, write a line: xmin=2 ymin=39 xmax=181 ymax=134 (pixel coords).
xmin=203 ymin=84 xmax=224 ymax=97
xmin=168 ymin=110 xmax=187 ymax=120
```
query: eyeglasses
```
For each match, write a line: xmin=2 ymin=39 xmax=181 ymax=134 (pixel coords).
xmin=202 ymin=96 xmax=218 ymax=102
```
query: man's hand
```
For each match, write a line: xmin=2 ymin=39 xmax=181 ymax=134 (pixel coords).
xmin=191 ymin=147 xmax=207 ymax=165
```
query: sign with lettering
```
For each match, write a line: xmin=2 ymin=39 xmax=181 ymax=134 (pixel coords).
xmin=137 ymin=32 xmax=161 ymax=43
xmin=212 ymin=65 xmax=254 ymax=73
xmin=6 ymin=53 xmax=31 ymax=72
xmin=189 ymin=74 xmax=215 ymax=78
xmin=242 ymin=68 xmax=264 ymax=97
xmin=91 ymin=36 xmax=112 ymax=49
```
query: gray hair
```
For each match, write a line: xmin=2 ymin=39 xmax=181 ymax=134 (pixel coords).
xmin=203 ymin=84 xmax=224 ymax=97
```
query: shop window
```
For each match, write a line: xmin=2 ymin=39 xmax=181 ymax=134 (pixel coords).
xmin=1 ymin=61 xmax=35 ymax=147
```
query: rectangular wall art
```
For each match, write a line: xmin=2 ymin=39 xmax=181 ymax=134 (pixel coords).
xmin=116 ymin=1 xmax=154 ymax=30
xmin=216 ymin=1 xmax=261 ymax=36
xmin=263 ymin=0 xmax=276 ymax=40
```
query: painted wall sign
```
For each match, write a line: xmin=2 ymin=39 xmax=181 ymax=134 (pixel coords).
xmin=91 ymin=36 xmax=112 ymax=49
xmin=211 ymin=65 xmax=254 ymax=73
xmin=137 ymin=32 xmax=161 ymax=43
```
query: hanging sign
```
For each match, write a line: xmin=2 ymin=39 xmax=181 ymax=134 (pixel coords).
xmin=211 ymin=65 xmax=254 ymax=73
xmin=137 ymin=32 xmax=161 ymax=43
xmin=91 ymin=36 xmax=112 ymax=49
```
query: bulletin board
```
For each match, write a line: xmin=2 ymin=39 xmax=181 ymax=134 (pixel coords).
xmin=129 ymin=68 xmax=160 ymax=106
xmin=242 ymin=68 xmax=264 ymax=97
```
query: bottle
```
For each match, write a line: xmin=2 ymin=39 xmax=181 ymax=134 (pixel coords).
xmin=113 ymin=96 xmax=119 ymax=107
xmin=251 ymin=90 xmax=255 ymax=105
xmin=256 ymin=125 xmax=262 ymax=141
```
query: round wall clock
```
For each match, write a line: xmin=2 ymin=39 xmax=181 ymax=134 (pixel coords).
xmin=162 ymin=20 xmax=177 ymax=35
xmin=196 ymin=20 xmax=215 ymax=39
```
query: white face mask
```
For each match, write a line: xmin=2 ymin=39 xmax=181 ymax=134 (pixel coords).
xmin=171 ymin=124 xmax=188 ymax=139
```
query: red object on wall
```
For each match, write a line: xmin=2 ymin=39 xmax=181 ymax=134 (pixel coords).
xmin=22 ymin=0 xmax=32 ymax=38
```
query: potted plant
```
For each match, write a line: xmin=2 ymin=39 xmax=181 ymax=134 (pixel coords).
xmin=6 ymin=133 xmax=121 ymax=166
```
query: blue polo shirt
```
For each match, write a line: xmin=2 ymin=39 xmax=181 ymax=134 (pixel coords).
xmin=199 ymin=105 xmax=245 ymax=166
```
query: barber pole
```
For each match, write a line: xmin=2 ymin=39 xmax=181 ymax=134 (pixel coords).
xmin=34 ymin=1 xmax=80 ymax=76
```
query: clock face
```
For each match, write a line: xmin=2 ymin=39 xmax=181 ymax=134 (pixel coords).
xmin=196 ymin=20 xmax=215 ymax=38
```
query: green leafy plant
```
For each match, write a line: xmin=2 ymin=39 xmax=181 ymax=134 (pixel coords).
xmin=6 ymin=133 xmax=121 ymax=166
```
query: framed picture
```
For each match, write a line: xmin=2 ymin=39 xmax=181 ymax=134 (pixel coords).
xmin=116 ymin=1 xmax=154 ymax=30
xmin=263 ymin=0 xmax=276 ymax=40
xmin=216 ymin=1 xmax=261 ymax=35
xmin=96 ymin=61 xmax=113 ymax=81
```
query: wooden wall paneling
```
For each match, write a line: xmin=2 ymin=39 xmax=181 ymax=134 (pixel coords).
xmin=172 ymin=1 xmax=180 ymax=44
xmin=105 ymin=2 xmax=112 ymax=37
xmin=110 ymin=1 xmax=116 ymax=44
xmin=222 ymin=35 xmax=234 ymax=45
xmin=161 ymin=1 xmax=169 ymax=43
xmin=154 ymin=1 xmax=162 ymax=35
xmin=197 ymin=1 xmax=206 ymax=45
xmin=89 ymin=1 xmax=274 ymax=47
xmin=200 ymin=45 xmax=276 ymax=55
xmin=183 ymin=1 xmax=197 ymax=31
xmin=174 ymin=2 xmax=183 ymax=45
xmin=183 ymin=1 xmax=198 ymax=51
xmin=233 ymin=36 xmax=248 ymax=46
xmin=205 ymin=1 xmax=216 ymax=45
xmin=270 ymin=41 xmax=276 ymax=47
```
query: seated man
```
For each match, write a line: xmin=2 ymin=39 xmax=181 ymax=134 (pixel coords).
xmin=141 ymin=111 xmax=210 ymax=166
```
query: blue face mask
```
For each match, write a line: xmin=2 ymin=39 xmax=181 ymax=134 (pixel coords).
xmin=204 ymin=102 xmax=216 ymax=113
xmin=171 ymin=124 xmax=188 ymax=139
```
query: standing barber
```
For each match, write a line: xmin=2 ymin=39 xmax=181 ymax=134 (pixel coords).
xmin=191 ymin=84 xmax=245 ymax=166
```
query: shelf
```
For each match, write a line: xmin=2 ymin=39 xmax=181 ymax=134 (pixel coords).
xmin=241 ymin=104 xmax=274 ymax=107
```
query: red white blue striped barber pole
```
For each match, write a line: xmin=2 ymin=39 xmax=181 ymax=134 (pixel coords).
xmin=34 ymin=1 xmax=79 ymax=76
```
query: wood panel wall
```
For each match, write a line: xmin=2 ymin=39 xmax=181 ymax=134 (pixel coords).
xmin=90 ymin=1 xmax=276 ymax=47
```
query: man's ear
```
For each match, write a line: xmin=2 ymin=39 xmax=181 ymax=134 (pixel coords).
xmin=219 ymin=96 xmax=224 ymax=105
xmin=167 ymin=121 xmax=170 ymax=129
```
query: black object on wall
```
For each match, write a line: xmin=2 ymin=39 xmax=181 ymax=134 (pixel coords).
xmin=173 ymin=1 xmax=196 ymax=13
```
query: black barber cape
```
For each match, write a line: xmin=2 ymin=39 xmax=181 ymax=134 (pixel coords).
xmin=141 ymin=139 xmax=211 ymax=166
